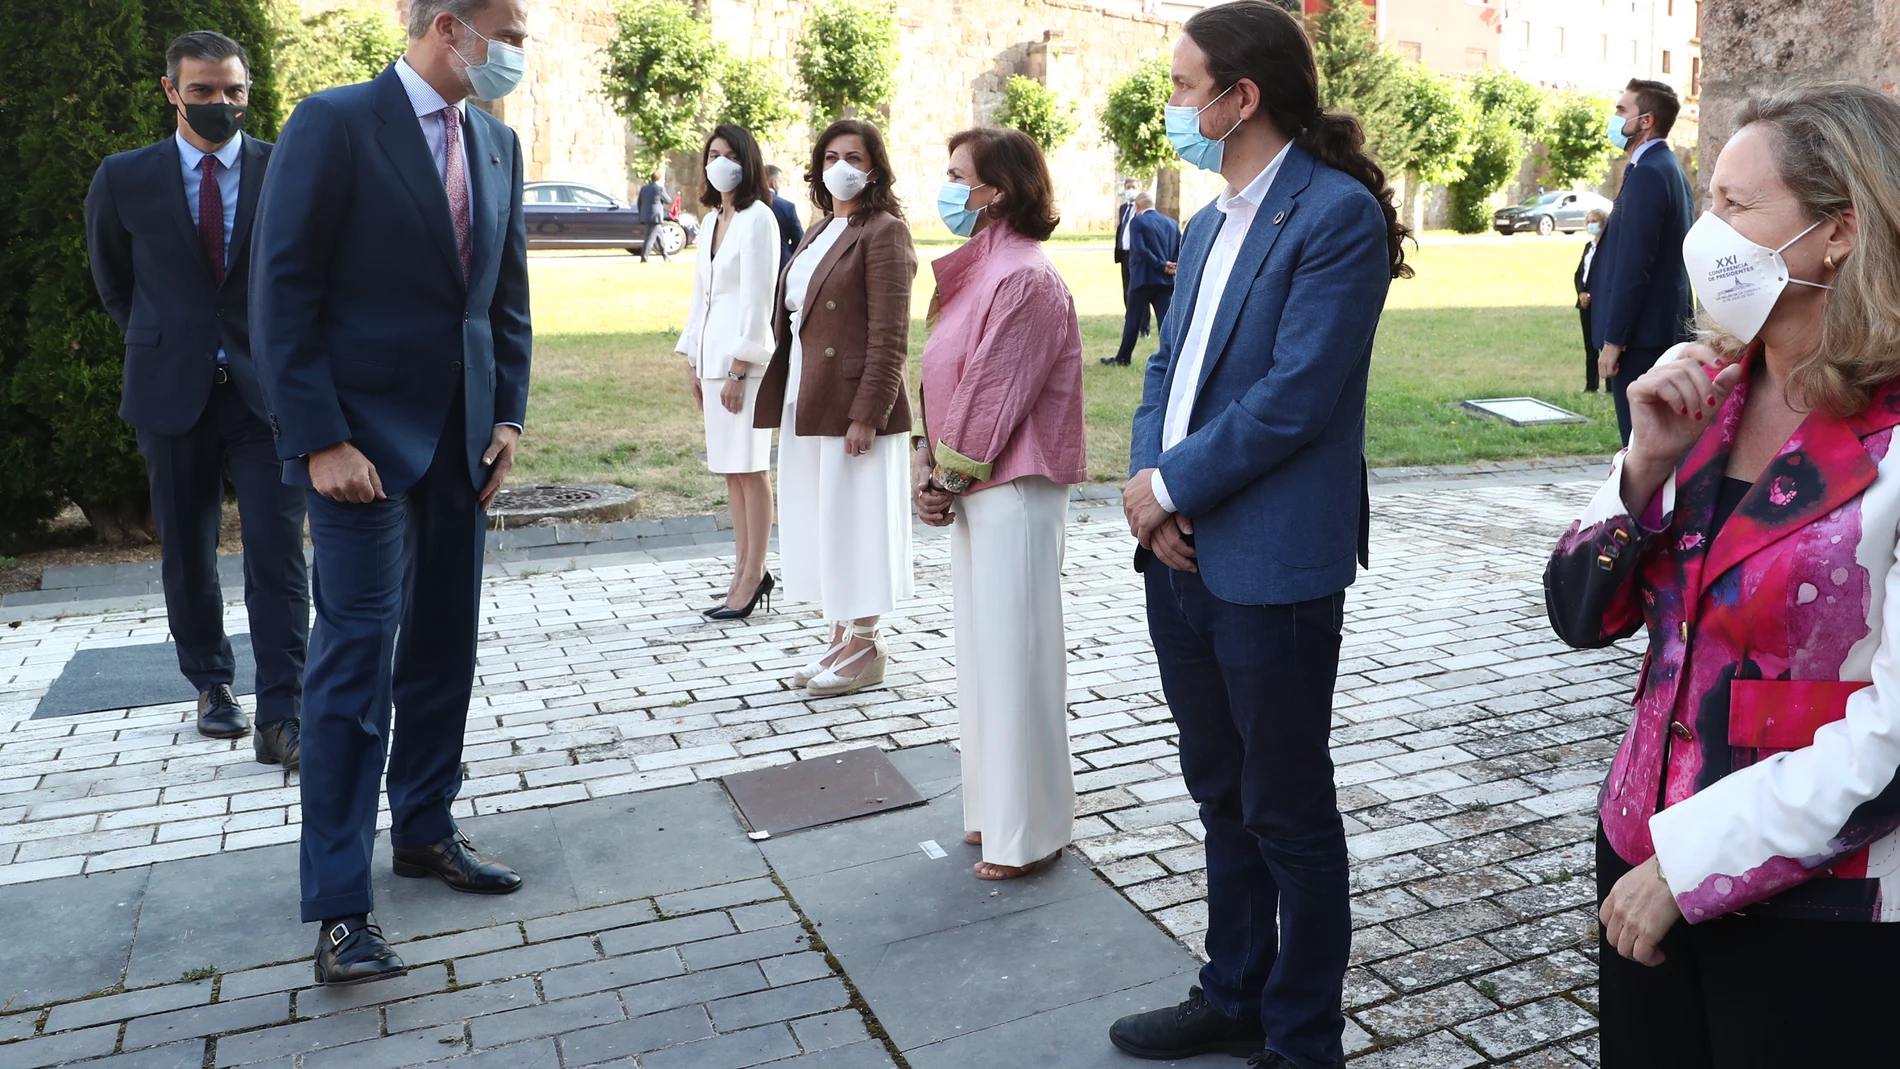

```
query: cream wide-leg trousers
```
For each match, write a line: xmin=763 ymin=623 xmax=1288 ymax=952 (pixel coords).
xmin=951 ymin=474 xmax=1075 ymax=867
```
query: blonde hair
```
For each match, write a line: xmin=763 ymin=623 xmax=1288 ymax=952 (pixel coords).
xmin=1724 ymin=84 xmax=1900 ymax=415
xmin=1586 ymin=208 xmax=1608 ymax=224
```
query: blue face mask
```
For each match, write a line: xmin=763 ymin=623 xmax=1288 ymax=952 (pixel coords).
xmin=1165 ymin=83 xmax=1240 ymax=173
xmin=937 ymin=181 xmax=988 ymax=238
xmin=1607 ymin=111 xmax=1644 ymax=152
xmin=453 ymin=18 xmax=528 ymax=101
xmin=1587 ymin=222 xmax=1602 ymax=236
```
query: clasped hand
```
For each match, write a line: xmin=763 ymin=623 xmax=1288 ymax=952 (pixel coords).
xmin=1122 ymin=468 xmax=1195 ymax=572
xmin=911 ymin=446 xmax=954 ymax=527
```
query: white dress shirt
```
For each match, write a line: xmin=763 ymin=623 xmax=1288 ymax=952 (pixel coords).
xmin=1151 ymin=141 xmax=1292 ymax=513
xmin=392 ymin=57 xmax=520 ymax=434
xmin=1120 ymin=203 xmax=1135 ymax=251
xmin=177 ymin=130 xmax=242 ymax=365
xmin=1630 ymin=136 xmax=1661 ymax=166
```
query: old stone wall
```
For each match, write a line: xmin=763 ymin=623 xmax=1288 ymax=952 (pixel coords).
xmin=1697 ymin=0 xmax=1900 ymax=206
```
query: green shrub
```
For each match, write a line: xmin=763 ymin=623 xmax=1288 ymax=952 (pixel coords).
xmin=1099 ymin=56 xmax=1174 ymax=179
xmin=794 ymin=1 xmax=898 ymax=124
xmin=271 ymin=0 xmax=403 ymax=109
xmin=716 ymin=52 xmax=797 ymax=145
xmin=996 ymin=75 xmax=1077 ymax=153
xmin=601 ymin=0 xmax=723 ymax=174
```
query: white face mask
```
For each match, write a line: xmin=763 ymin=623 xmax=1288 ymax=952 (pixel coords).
xmin=705 ymin=156 xmax=744 ymax=194
xmin=1682 ymin=211 xmax=1834 ymax=344
xmin=822 ymin=159 xmax=869 ymax=203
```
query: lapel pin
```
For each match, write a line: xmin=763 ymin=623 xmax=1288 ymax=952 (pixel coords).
xmin=491 ymin=156 xmax=499 ymax=164
xmin=1271 ymin=211 xmax=1286 ymax=225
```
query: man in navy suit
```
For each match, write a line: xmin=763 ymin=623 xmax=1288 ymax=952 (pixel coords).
xmin=766 ymin=165 xmax=804 ymax=272
xmin=251 ymin=0 xmax=531 ymax=986
xmin=1108 ymin=4 xmax=1399 ymax=1066
xmin=1113 ymin=176 xmax=1139 ymax=315
xmin=1105 ymin=192 xmax=1179 ymax=366
xmin=637 ymin=170 xmax=670 ymax=262
xmin=85 ymin=31 xmax=308 ymax=766
xmin=1593 ymin=78 xmax=1695 ymax=444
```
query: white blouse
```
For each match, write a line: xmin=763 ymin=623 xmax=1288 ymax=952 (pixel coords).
xmin=781 ymin=216 xmax=850 ymax=400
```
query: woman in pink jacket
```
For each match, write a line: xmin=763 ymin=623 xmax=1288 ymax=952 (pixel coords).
xmin=914 ymin=128 xmax=1086 ymax=880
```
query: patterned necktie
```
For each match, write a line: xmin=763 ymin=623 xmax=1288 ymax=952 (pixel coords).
xmin=441 ymin=106 xmax=472 ymax=282
xmin=198 ymin=155 xmax=225 ymax=285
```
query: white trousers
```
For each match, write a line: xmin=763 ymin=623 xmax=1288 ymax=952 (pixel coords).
xmin=775 ymin=401 xmax=914 ymax=621
xmin=952 ymin=475 xmax=1075 ymax=867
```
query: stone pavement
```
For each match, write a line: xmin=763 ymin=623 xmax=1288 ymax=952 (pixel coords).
xmin=0 ymin=471 xmax=1639 ymax=1066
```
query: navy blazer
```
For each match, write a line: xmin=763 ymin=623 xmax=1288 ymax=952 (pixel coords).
xmin=250 ymin=66 xmax=531 ymax=495
xmin=86 ymin=134 xmax=272 ymax=435
xmin=637 ymin=181 xmax=668 ymax=224
xmin=1591 ymin=142 xmax=1694 ymax=351
xmin=1127 ymin=210 xmax=1181 ymax=291
xmin=1130 ymin=142 xmax=1391 ymax=605
xmin=770 ymin=194 xmax=804 ymax=271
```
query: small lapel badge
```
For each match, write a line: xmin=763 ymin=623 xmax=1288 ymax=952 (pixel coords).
xmin=1271 ymin=210 xmax=1286 ymax=225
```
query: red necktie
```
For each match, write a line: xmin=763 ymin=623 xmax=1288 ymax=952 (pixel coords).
xmin=441 ymin=106 xmax=471 ymax=282
xmin=198 ymin=155 xmax=225 ymax=285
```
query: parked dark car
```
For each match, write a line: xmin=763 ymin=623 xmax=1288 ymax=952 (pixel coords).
xmin=1492 ymin=190 xmax=1613 ymax=236
xmin=523 ymin=181 xmax=697 ymax=255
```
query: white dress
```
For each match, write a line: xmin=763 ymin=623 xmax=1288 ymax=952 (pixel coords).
xmin=775 ymin=220 xmax=915 ymax=621
xmin=675 ymin=202 xmax=777 ymax=474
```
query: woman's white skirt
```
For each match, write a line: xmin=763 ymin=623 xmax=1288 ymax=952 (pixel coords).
xmin=775 ymin=401 xmax=915 ymax=621
xmin=951 ymin=474 xmax=1074 ymax=867
xmin=701 ymin=374 xmax=771 ymax=475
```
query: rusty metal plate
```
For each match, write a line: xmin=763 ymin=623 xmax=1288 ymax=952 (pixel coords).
xmin=722 ymin=747 xmax=926 ymax=837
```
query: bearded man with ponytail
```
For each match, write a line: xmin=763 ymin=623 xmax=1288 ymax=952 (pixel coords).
xmin=1110 ymin=3 xmax=1407 ymax=1066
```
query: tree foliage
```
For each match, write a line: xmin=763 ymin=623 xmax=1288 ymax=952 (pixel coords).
xmin=1544 ymin=91 xmax=1618 ymax=189
xmin=601 ymin=0 xmax=723 ymax=173
xmin=1396 ymin=64 xmax=1474 ymax=186
xmin=270 ymin=0 xmax=403 ymax=109
xmin=1099 ymin=56 xmax=1175 ymax=179
xmin=1309 ymin=0 xmax=1416 ymax=174
xmin=793 ymin=1 xmax=898 ymax=124
xmin=715 ymin=52 xmax=796 ymax=144
xmin=996 ymin=75 xmax=1078 ymax=153
xmin=0 ymin=0 xmax=279 ymax=547
xmin=1446 ymin=68 xmax=1547 ymax=234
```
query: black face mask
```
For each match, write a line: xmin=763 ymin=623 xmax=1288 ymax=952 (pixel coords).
xmin=181 ymin=101 xmax=246 ymax=144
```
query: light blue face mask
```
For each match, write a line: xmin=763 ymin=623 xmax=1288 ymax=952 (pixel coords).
xmin=1607 ymin=111 xmax=1645 ymax=152
xmin=936 ymin=181 xmax=988 ymax=237
xmin=453 ymin=18 xmax=527 ymax=101
xmin=1587 ymin=222 xmax=1602 ymax=236
xmin=1165 ymin=83 xmax=1241 ymax=173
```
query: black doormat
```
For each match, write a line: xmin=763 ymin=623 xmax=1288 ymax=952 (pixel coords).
xmin=722 ymin=746 xmax=926 ymax=837
xmin=32 ymin=635 xmax=255 ymax=719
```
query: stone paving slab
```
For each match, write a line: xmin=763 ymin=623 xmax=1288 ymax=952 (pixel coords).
xmin=0 ymin=474 xmax=1631 ymax=1064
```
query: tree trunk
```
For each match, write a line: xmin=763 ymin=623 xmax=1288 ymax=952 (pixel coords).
xmin=1402 ymin=168 xmax=1424 ymax=235
xmin=1155 ymin=167 xmax=1181 ymax=225
xmin=71 ymin=492 xmax=155 ymax=546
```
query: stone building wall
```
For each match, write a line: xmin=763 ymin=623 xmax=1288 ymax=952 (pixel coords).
xmin=1696 ymin=0 xmax=1900 ymax=207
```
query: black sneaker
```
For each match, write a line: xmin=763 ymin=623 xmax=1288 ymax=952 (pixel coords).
xmin=1109 ymin=985 xmax=1266 ymax=1059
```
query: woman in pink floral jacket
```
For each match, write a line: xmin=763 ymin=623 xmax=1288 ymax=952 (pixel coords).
xmin=914 ymin=128 xmax=1086 ymax=881
xmin=1546 ymin=84 xmax=1900 ymax=1067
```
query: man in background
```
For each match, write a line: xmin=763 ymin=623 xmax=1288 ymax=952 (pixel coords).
xmin=766 ymin=164 xmax=803 ymax=272
xmin=85 ymin=30 xmax=308 ymax=767
xmin=1113 ymin=176 xmax=1139 ymax=317
xmin=637 ymin=170 xmax=670 ymax=262
xmin=1105 ymin=191 xmax=1178 ymax=367
xmin=1592 ymin=78 xmax=1694 ymax=444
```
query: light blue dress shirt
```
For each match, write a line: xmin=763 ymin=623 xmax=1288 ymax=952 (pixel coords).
xmin=176 ymin=129 xmax=242 ymax=365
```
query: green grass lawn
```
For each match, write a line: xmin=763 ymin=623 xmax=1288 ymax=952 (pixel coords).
xmin=519 ymin=234 xmax=1619 ymax=516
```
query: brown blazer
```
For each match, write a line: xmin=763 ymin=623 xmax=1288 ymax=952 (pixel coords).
xmin=754 ymin=209 xmax=916 ymax=437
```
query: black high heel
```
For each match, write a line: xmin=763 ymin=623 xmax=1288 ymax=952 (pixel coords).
xmin=707 ymin=572 xmax=774 ymax=620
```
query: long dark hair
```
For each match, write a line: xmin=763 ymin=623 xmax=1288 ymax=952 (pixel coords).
xmin=698 ymin=123 xmax=769 ymax=212
xmin=1183 ymin=0 xmax=1412 ymax=280
xmin=807 ymin=118 xmax=904 ymax=219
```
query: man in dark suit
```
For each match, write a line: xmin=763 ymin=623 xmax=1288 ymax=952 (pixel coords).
xmin=1105 ymin=192 xmax=1179 ymax=366
xmin=766 ymin=164 xmax=804 ymax=272
xmin=1593 ymin=78 xmax=1695 ymax=444
xmin=1113 ymin=177 xmax=1140 ymax=316
xmin=1573 ymin=208 xmax=1607 ymax=392
xmin=251 ymin=0 xmax=531 ymax=986
xmin=637 ymin=170 xmax=670 ymax=262
xmin=85 ymin=31 xmax=307 ymax=766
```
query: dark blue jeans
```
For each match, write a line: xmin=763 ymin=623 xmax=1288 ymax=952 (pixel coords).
xmin=298 ymin=400 xmax=486 ymax=923
xmin=1146 ymin=565 xmax=1349 ymax=1069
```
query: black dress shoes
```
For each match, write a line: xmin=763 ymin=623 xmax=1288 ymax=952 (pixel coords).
xmin=1100 ymin=355 xmax=1132 ymax=366
xmin=196 ymin=685 xmax=249 ymax=739
xmin=314 ymin=915 xmax=407 ymax=986
xmin=392 ymin=832 xmax=523 ymax=895
xmin=1109 ymin=986 xmax=1266 ymax=1059
xmin=254 ymin=718 xmax=301 ymax=769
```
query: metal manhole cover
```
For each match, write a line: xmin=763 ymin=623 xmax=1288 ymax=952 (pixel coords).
xmin=495 ymin=485 xmax=607 ymax=510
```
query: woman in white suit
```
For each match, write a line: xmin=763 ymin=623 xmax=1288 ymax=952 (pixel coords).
xmin=676 ymin=124 xmax=782 ymax=619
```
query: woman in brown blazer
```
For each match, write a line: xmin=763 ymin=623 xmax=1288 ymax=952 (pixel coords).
xmin=755 ymin=119 xmax=919 ymax=697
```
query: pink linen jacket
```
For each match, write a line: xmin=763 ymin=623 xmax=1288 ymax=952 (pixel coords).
xmin=920 ymin=222 xmax=1086 ymax=491
xmin=1546 ymin=345 xmax=1900 ymax=923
